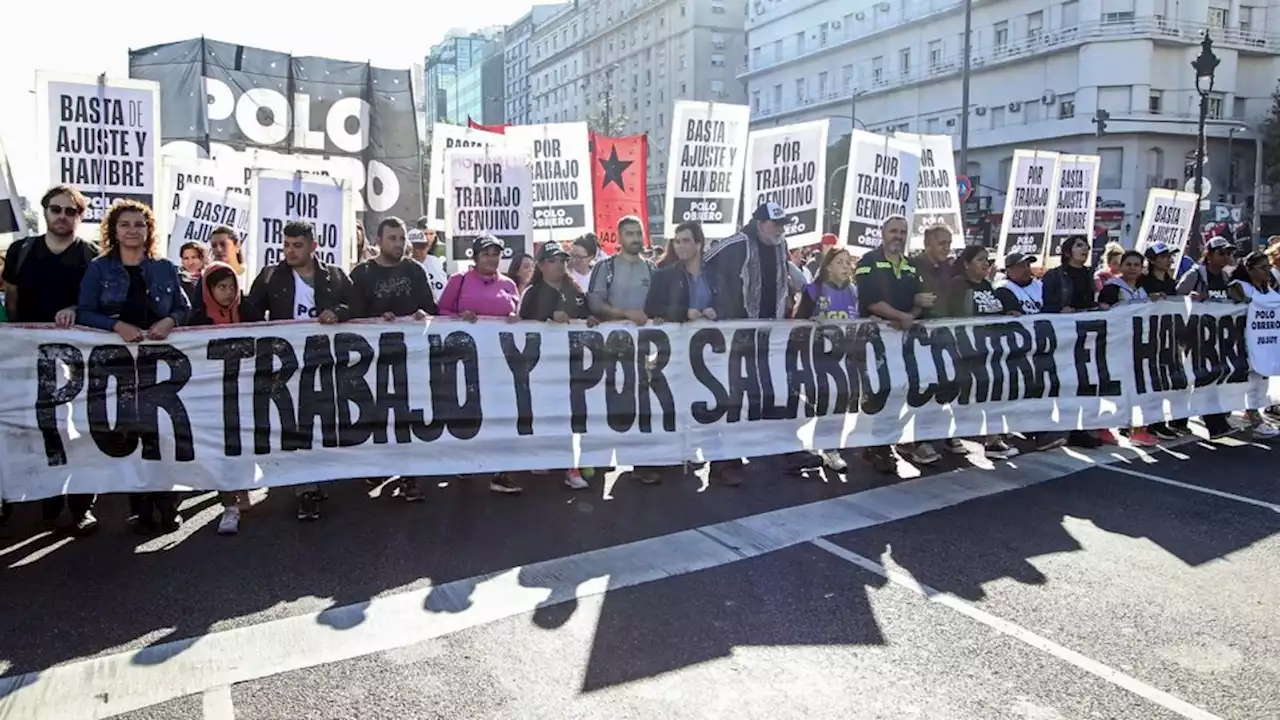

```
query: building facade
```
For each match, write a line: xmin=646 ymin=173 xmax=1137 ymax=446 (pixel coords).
xmin=505 ymin=4 xmax=572 ymax=125
xmin=527 ymin=0 xmax=749 ymax=238
xmin=425 ymin=32 xmax=505 ymax=129
xmin=743 ymin=0 xmax=1280 ymax=243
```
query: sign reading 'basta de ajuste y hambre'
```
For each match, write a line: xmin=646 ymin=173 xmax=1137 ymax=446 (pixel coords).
xmin=1 ymin=302 xmax=1276 ymax=501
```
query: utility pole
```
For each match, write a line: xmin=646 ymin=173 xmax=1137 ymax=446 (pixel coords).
xmin=957 ymin=0 xmax=974 ymax=173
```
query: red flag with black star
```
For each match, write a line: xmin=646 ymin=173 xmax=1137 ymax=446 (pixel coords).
xmin=589 ymin=132 xmax=648 ymax=255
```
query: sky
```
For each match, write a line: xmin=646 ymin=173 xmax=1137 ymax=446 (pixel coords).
xmin=0 ymin=0 xmax=533 ymax=202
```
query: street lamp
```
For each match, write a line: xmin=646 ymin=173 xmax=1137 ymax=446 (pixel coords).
xmin=1191 ymin=33 xmax=1220 ymax=250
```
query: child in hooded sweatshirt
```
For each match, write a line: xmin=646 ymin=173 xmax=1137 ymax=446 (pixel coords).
xmin=191 ymin=262 xmax=253 ymax=535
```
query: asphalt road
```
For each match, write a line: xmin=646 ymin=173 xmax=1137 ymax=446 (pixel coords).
xmin=1 ymin=425 xmax=1277 ymax=720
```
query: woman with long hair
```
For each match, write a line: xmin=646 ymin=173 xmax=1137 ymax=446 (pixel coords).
xmin=1228 ymin=250 xmax=1280 ymax=437
xmin=791 ymin=246 xmax=859 ymax=472
xmin=519 ymin=243 xmax=595 ymax=489
xmin=1095 ymin=250 xmax=1160 ymax=446
xmin=940 ymin=245 xmax=1021 ymax=460
xmin=505 ymin=252 xmax=535 ymax=297
xmin=77 ymin=200 xmax=191 ymax=534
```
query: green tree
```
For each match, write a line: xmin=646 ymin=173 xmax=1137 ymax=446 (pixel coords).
xmin=1260 ymin=81 xmax=1280 ymax=187
xmin=824 ymin=132 xmax=851 ymax=234
xmin=586 ymin=101 xmax=631 ymax=137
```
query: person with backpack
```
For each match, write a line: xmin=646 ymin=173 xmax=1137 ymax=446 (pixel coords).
xmin=2 ymin=185 xmax=101 ymax=535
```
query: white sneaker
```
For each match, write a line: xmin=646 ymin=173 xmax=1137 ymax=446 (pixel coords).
xmin=564 ymin=469 xmax=589 ymax=489
xmin=1252 ymin=423 xmax=1279 ymax=439
xmin=217 ymin=507 xmax=240 ymax=535
xmin=819 ymin=450 xmax=848 ymax=471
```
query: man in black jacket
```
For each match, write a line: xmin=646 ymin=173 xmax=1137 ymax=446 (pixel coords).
xmin=703 ymin=201 xmax=790 ymax=321
xmin=349 ymin=216 xmax=437 ymax=321
xmin=243 ymin=220 xmax=354 ymax=326
xmin=243 ymin=220 xmax=354 ymax=521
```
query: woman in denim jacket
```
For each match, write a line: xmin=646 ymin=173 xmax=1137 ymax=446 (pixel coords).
xmin=77 ymin=199 xmax=190 ymax=534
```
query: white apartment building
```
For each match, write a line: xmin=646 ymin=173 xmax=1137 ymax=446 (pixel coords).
xmin=744 ymin=0 xmax=1280 ymax=243
xmin=528 ymin=0 xmax=749 ymax=238
xmin=506 ymin=4 xmax=571 ymax=125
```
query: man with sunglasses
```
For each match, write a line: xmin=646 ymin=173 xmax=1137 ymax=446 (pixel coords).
xmin=1 ymin=185 xmax=102 ymax=535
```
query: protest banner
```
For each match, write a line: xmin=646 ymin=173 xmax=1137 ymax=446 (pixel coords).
xmin=504 ymin=122 xmax=594 ymax=242
xmin=895 ymin=132 xmax=963 ymax=251
xmin=427 ymin=123 xmax=506 ymax=232
xmin=664 ymin=101 xmax=751 ymax=240
xmin=744 ymin=120 xmax=828 ymax=249
xmin=590 ymin=133 xmax=649 ymax=255
xmin=166 ymin=186 xmax=252 ymax=263
xmin=35 ymin=71 xmax=161 ymax=225
xmin=1246 ymin=293 xmax=1280 ymax=376
xmin=130 ymin=38 xmax=422 ymax=227
xmin=2 ymin=302 xmax=1275 ymax=500
xmin=248 ymin=171 xmax=351 ymax=276
xmin=839 ymin=129 xmax=920 ymax=255
xmin=1134 ymin=188 xmax=1197 ymax=266
xmin=445 ymin=147 xmax=532 ymax=262
xmin=0 ymin=136 xmax=27 ymax=238
xmin=1046 ymin=154 xmax=1101 ymax=264
xmin=997 ymin=150 xmax=1060 ymax=262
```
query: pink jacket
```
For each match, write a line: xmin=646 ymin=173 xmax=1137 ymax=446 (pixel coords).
xmin=437 ymin=269 xmax=521 ymax=317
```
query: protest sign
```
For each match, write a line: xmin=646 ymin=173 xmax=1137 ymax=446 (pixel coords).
xmin=895 ymin=132 xmax=963 ymax=250
xmin=997 ymin=150 xmax=1060 ymax=261
xmin=745 ymin=120 xmax=828 ymax=249
xmin=166 ymin=186 xmax=251 ymax=263
xmin=1 ymin=302 xmax=1274 ymax=500
xmin=1046 ymin=154 xmax=1101 ymax=264
xmin=1134 ymin=188 xmax=1197 ymax=266
xmin=839 ymin=129 xmax=921 ymax=255
xmin=35 ymin=72 xmax=161 ymax=225
xmin=427 ymin=123 xmax=506 ymax=232
xmin=0 ymin=136 xmax=27 ymax=237
xmin=590 ymin=133 xmax=649 ymax=255
xmin=1246 ymin=292 xmax=1280 ymax=376
xmin=248 ymin=171 xmax=351 ymax=276
xmin=157 ymin=156 xmax=248 ymax=249
xmin=445 ymin=147 xmax=532 ymax=261
xmin=664 ymin=101 xmax=751 ymax=239
xmin=503 ymin=122 xmax=594 ymax=242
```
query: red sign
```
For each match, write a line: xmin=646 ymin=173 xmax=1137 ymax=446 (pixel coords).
xmin=589 ymin=132 xmax=649 ymax=255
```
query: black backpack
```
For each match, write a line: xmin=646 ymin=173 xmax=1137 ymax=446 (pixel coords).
xmin=11 ymin=235 xmax=99 ymax=276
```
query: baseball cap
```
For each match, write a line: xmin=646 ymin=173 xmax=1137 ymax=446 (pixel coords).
xmin=1143 ymin=241 xmax=1173 ymax=257
xmin=1004 ymin=251 xmax=1037 ymax=268
xmin=537 ymin=242 xmax=568 ymax=262
xmin=407 ymin=228 xmax=429 ymax=245
xmin=820 ymin=233 xmax=838 ymax=246
xmin=1206 ymin=235 xmax=1232 ymax=252
xmin=753 ymin=201 xmax=787 ymax=223
xmin=471 ymin=235 xmax=505 ymax=256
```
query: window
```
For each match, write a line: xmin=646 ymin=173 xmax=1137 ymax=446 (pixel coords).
xmin=1149 ymin=91 xmax=1163 ymax=114
xmin=1207 ymin=94 xmax=1223 ymax=119
xmin=1059 ymin=92 xmax=1076 ymax=118
xmin=773 ymin=39 xmax=783 ymax=62
xmin=818 ymin=71 xmax=829 ymax=96
xmin=711 ymin=79 xmax=725 ymax=96
xmin=899 ymin=48 xmax=911 ymax=77
xmin=994 ymin=21 xmax=1009 ymax=50
xmin=819 ymin=22 xmax=829 ymax=45
xmin=1102 ymin=11 xmax=1135 ymax=23
xmin=1098 ymin=148 xmax=1123 ymax=188
xmin=872 ymin=55 xmax=884 ymax=83
xmin=929 ymin=39 xmax=943 ymax=69
xmin=992 ymin=105 xmax=1006 ymax=127
xmin=710 ymin=54 xmax=725 ymax=67
xmin=680 ymin=81 xmax=687 ymax=94
xmin=1062 ymin=0 xmax=1080 ymax=27
xmin=645 ymin=69 xmax=651 ymax=86
xmin=795 ymin=78 xmax=805 ymax=102
xmin=1240 ymin=7 xmax=1253 ymax=33
xmin=772 ymin=83 xmax=782 ymax=107
xmin=841 ymin=64 xmax=854 ymax=92
xmin=679 ymin=54 xmax=687 ymax=69
xmin=795 ymin=31 xmax=805 ymax=56
xmin=712 ymin=33 xmax=726 ymax=49
xmin=1233 ymin=97 xmax=1247 ymax=119
xmin=998 ymin=156 xmax=1014 ymax=190
xmin=1027 ymin=11 xmax=1044 ymax=37
xmin=752 ymin=90 xmax=761 ymax=112
xmin=751 ymin=46 xmax=762 ymax=67
xmin=1207 ymin=7 xmax=1227 ymax=28
xmin=926 ymin=118 xmax=941 ymax=133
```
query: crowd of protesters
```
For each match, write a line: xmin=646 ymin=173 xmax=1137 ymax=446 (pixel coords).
xmin=2 ymin=185 xmax=1278 ymax=538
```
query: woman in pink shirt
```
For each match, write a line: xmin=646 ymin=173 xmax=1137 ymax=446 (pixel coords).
xmin=437 ymin=235 xmax=523 ymax=493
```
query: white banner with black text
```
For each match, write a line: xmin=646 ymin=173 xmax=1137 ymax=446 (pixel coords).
xmin=1 ymin=302 xmax=1277 ymax=500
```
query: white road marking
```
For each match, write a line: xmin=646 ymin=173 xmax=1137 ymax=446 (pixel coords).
xmin=201 ymin=685 xmax=234 ymax=720
xmin=0 ymin=443 xmax=1177 ymax=719
xmin=810 ymin=538 xmax=1225 ymax=720
xmin=1100 ymin=464 xmax=1280 ymax=513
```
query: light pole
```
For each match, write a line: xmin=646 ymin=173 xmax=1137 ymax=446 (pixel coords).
xmin=827 ymin=164 xmax=849 ymax=233
xmin=957 ymin=0 xmax=974 ymax=173
xmin=1191 ymin=33 xmax=1220 ymax=251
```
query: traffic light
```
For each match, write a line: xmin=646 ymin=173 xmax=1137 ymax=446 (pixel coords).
xmin=1093 ymin=108 xmax=1110 ymax=137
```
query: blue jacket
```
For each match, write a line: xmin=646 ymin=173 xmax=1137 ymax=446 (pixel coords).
xmin=77 ymin=254 xmax=190 ymax=332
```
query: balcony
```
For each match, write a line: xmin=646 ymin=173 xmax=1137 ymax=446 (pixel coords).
xmin=740 ymin=10 xmax=1280 ymax=79
xmin=750 ymin=15 xmax=1280 ymax=123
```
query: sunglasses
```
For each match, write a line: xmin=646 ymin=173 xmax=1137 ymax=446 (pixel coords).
xmin=47 ymin=204 xmax=82 ymax=217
